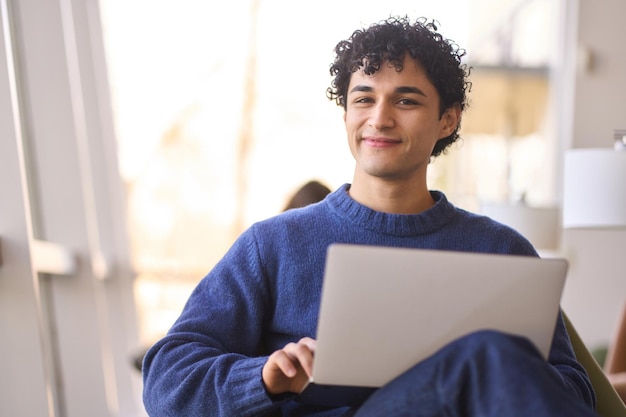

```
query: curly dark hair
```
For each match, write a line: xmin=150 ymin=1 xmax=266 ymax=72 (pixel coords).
xmin=327 ymin=16 xmax=471 ymax=157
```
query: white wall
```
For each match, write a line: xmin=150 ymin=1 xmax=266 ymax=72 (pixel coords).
xmin=0 ymin=0 xmax=144 ymax=416
xmin=559 ymin=0 xmax=626 ymax=349
xmin=571 ymin=0 xmax=626 ymax=148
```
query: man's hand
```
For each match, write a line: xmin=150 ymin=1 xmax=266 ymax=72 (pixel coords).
xmin=262 ymin=337 xmax=317 ymax=395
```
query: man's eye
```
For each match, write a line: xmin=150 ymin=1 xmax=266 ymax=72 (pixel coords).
xmin=398 ymin=98 xmax=418 ymax=105
xmin=354 ymin=97 xmax=373 ymax=104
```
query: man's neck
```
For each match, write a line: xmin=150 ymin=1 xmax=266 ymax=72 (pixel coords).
xmin=348 ymin=176 xmax=434 ymax=215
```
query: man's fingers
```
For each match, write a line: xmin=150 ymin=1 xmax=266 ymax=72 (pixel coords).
xmin=269 ymin=350 xmax=297 ymax=377
xmin=262 ymin=339 xmax=318 ymax=395
xmin=298 ymin=337 xmax=317 ymax=353
xmin=284 ymin=340 xmax=315 ymax=377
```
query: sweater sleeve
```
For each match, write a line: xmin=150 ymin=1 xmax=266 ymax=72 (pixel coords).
xmin=548 ymin=310 xmax=597 ymax=409
xmin=142 ymin=227 xmax=282 ymax=417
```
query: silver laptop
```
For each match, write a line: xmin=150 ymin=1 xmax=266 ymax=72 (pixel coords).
xmin=298 ymin=243 xmax=568 ymax=406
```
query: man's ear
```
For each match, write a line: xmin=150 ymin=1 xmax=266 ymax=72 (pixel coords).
xmin=439 ymin=104 xmax=461 ymax=138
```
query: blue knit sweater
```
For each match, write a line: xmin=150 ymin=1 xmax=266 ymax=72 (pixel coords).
xmin=142 ymin=184 xmax=595 ymax=417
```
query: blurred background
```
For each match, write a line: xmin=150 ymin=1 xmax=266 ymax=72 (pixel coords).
xmin=101 ymin=0 xmax=556 ymax=349
xmin=2 ymin=0 xmax=625 ymax=416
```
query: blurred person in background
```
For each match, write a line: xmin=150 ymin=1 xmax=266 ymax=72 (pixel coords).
xmin=283 ymin=180 xmax=332 ymax=211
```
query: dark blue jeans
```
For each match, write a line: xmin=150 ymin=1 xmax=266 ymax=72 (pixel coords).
xmin=352 ymin=330 xmax=598 ymax=417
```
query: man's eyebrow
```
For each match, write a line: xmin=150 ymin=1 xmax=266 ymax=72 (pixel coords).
xmin=348 ymin=85 xmax=427 ymax=97
xmin=395 ymin=86 xmax=427 ymax=97
xmin=349 ymin=85 xmax=374 ymax=94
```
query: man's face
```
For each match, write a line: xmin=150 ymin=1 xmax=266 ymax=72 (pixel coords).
xmin=344 ymin=55 xmax=459 ymax=183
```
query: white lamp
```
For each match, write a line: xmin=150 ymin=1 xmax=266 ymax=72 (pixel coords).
xmin=562 ymin=132 xmax=626 ymax=229
xmin=559 ymin=131 xmax=626 ymax=353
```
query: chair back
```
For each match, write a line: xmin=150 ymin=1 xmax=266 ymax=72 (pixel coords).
xmin=563 ymin=312 xmax=626 ymax=417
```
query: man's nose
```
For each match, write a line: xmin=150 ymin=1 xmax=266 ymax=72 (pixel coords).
xmin=368 ymin=101 xmax=395 ymax=130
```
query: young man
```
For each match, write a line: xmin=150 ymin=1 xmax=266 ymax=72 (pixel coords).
xmin=142 ymin=16 xmax=598 ymax=417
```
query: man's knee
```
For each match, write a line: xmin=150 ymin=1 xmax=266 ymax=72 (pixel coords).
xmin=434 ymin=329 xmax=545 ymax=385
xmin=447 ymin=329 xmax=541 ymax=361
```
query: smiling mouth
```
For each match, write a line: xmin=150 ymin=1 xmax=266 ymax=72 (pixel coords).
xmin=362 ymin=137 xmax=401 ymax=147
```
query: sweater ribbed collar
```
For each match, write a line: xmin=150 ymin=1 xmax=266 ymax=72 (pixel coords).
xmin=326 ymin=183 xmax=457 ymax=237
